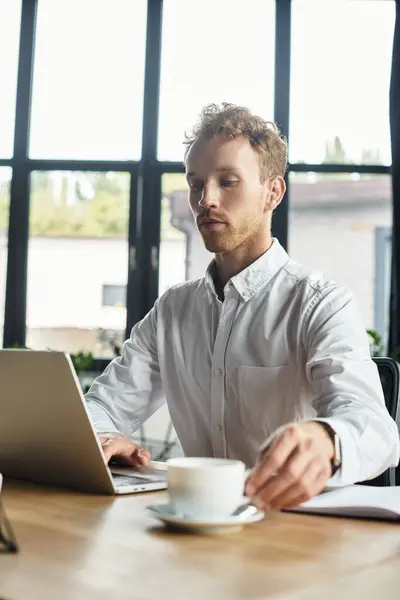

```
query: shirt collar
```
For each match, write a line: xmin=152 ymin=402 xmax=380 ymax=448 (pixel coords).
xmin=204 ymin=238 xmax=290 ymax=303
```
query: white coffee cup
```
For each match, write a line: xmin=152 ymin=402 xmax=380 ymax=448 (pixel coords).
xmin=166 ymin=457 xmax=246 ymax=520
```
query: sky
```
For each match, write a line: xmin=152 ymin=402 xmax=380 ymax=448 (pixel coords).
xmin=0 ymin=0 xmax=396 ymax=168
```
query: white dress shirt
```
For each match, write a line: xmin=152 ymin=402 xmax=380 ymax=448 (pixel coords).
xmin=86 ymin=239 xmax=399 ymax=485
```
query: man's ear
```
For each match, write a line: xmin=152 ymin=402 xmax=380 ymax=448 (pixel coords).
xmin=264 ymin=176 xmax=286 ymax=212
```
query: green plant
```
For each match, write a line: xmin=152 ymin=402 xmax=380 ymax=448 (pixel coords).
xmin=69 ymin=352 xmax=94 ymax=374
xmin=367 ymin=329 xmax=384 ymax=358
xmin=366 ymin=329 xmax=400 ymax=362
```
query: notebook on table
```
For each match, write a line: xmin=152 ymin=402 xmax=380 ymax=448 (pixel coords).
xmin=288 ymin=485 xmax=400 ymax=521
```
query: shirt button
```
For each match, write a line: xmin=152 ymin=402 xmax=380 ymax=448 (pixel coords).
xmin=217 ymin=424 xmax=223 ymax=431
xmin=214 ymin=368 xmax=223 ymax=376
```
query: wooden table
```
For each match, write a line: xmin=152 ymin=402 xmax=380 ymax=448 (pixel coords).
xmin=1 ymin=480 xmax=400 ymax=600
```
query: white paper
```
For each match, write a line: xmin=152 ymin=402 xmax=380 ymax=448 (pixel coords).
xmin=290 ymin=485 xmax=400 ymax=520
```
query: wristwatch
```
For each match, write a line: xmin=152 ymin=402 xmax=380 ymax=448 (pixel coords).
xmin=320 ymin=422 xmax=342 ymax=476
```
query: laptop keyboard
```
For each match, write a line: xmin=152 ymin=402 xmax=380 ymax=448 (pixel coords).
xmin=112 ymin=474 xmax=165 ymax=487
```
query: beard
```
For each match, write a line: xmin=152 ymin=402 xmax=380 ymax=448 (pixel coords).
xmin=198 ymin=216 xmax=263 ymax=254
xmin=200 ymin=226 xmax=235 ymax=253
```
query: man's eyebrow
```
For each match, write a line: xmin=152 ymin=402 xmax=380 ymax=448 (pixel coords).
xmin=186 ymin=167 xmax=240 ymax=178
xmin=215 ymin=167 xmax=240 ymax=174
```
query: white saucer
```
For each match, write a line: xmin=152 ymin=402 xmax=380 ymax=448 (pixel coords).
xmin=147 ymin=502 xmax=265 ymax=534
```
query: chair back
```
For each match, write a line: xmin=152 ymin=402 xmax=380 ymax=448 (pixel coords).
xmin=363 ymin=357 xmax=400 ymax=486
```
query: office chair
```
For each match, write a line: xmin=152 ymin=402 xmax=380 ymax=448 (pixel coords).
xmin=361 ymin=357 xmax=400 ymax=487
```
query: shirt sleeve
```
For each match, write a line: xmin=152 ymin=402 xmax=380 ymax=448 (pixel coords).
xmin=303 ymin=283 xmax=400 ymax=485
xmin=85 ymin=299 xmax=164 ymax=439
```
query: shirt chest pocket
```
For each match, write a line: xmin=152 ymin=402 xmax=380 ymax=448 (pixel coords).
xmin=236 ymin=365 xmax=297 ymax=440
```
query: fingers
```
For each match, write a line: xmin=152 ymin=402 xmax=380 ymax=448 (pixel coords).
xmin=245 ymin=425 xmax=300 ymax=496
xmin=268 ymin=464 xmax=330 ymax=510
xmin=136 ymin=447 xmax=151 ymax=467
xmin=249 ymin=446 xmax=314 ymax=510
xmin=99 ymin=434 xmax=151 ymax=467
xmin=245 ymin=423 xmax=334 ymax=512
xmin=100 ymin=438 xmax=117 ymax=462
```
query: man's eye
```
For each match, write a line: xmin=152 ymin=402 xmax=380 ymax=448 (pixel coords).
xmin=221 ymin=180 xmax=238 ymax=187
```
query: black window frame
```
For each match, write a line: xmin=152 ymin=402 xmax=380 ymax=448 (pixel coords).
xmin=1 ymin=0 xmax=394 ymax=371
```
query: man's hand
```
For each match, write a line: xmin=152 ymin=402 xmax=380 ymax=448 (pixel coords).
xmin=99 ymin=433 xmax=151 ymax=468
xmin=245 ymin=422 xmax=335 ymax=511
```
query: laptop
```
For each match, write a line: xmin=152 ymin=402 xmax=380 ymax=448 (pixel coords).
xmin=0 ymin=350 xmax=168 ymax=495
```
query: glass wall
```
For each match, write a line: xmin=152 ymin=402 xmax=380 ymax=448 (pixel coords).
xmin=26 ymin=171 xmax=130 ymax=357
xmin=289 ymin=0 xmax=395 ymax=345
xmin=2 ymin=0 xmax=396 ymax=359
xmin=158 ymin=0 xmax=275 ymax=161
xmin=159 ymin=174 xmax=211 ymax=295
xmin=30 ymin=0 xmax=147 ymax=160
xmin=0 ymin=168 xmax=11 ymax=346
xmin=290 ymin=173 xmax=392 ymax=330
xmin=290 ymin=0 xmax=395 ymax=164
xmin=0 ymin=1 xmax=22 ymax=157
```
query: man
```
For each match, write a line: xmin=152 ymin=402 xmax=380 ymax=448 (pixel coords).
xmin=86 ymin=103 xmax=399 ymax=511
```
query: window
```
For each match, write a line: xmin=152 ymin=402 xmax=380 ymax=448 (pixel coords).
xmin=102 ymin=284 xmax=126 ymax=308
xmin=157 ymin=0 xmax=275 ymax=161
xmin=30 ymin=0 xmax=147 ymax=160
xmin=26 ymin=171 xmax=130 ymax=357
xmin=0 ymin=168 xmax=11 ymax=346
xmin=290 ymin=0 xmax=395 ymax=164
xmin=0 ymin=1 xmax=22 ymax=157
xmin=159 ymin=174 xmax=211 ymax=295
xmin=374 ymin=227 xmax=392 ymax=349
xmin=289 ymin=173 xmax=392 ymax=334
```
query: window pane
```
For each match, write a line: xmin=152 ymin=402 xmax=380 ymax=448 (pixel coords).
xmin=0 ymin=168 xmax=11 ymax=346
xmin=0 ymin=1 xmax=22 ymax=157
xmin=159 ymin=174 xmax=211 ymax=294
xmin=102 ymin=284 xmax=126 ymax=308
xmin=290 ymin=0 xmax=395 ymax=165
xmin=289 ymin=173 xmax=392 ymax=342
xmin=158 ymin=0 xmax=275 ymax=161
xmin=30 ymin=0 xmax=147 ymax=160
xmin=27 ymin=171 xmax=130 ymax=358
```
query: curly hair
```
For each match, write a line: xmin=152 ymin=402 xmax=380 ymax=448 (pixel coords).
xmin=184 ymin=103 xmax=288 ymax=180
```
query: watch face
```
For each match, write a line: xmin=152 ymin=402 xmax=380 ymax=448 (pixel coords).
xmin=333 ymin=433 xmax=341 ymax=467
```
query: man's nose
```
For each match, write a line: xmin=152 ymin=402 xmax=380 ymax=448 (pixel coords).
xmin=199 ymin=185 xmax=219 ymax=209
